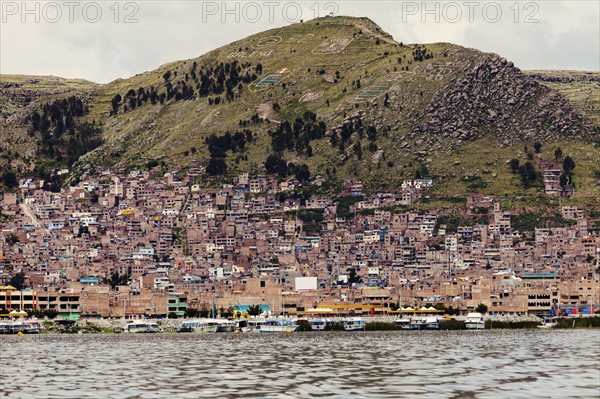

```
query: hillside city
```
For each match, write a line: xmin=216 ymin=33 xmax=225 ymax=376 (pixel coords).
xmin=1 ymin=165 xmax=599 ymax=321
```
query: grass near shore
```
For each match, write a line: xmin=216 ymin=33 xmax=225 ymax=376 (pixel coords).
xmin=33 ymin=316 xmax=600 ymax=334
xmin=553 ymin=317 xmax=600 ymax=329
xmin=362 ymin=317 xmax=600 ymax=331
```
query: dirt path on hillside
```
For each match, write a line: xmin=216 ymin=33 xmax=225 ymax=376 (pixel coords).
xmin=355 ymin=23 xmax=399 ymax=45
xmin=257 ymin=102 xmax=280 ymax=123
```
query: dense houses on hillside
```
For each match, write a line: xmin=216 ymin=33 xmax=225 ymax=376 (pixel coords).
xmin=1 ymin=169 xmax=598 ymax=320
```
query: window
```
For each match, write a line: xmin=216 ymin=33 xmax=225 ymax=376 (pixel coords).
xmin=260 ymin=280 xmax=266 ymax=288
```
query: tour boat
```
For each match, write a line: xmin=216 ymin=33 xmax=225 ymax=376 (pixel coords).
xmin=537 ymin=316 xmax=558 ymax=329
xmin=407 ymin=318 xmax=426 ymax=330
xmin=126 ymin=320 xmax=161 ymax=333
xmin=342 ymin=317 xmax=366 ymax=331
xmin=257 ymin=319 xmax=298 ymax=333
xmin=394 ymin=318 xmax=413 ymax=330
xmin=424 ymin=316 xmax=440 ymax=330
xmin=237 ymin=319 xmax=265 ymax=333
xmin=216 ymin=319 xmax=236 ymax=332
xmin=309 ymin=318 xmax=334 ymax=331
xmin=0 ymin=321 xmax=42 ymax=334
xmin=464 ymin=313 xmax=486 ymax=330
xmin=23 ymin=321 xmax=42 ymax=334
xmin=178 ymin=318 xmax=219 ymax=333
xmin=400 ymin=317 xmax=438 ymax=330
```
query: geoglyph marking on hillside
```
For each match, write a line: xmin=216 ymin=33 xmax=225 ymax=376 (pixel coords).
xmin=252 ymin=36 xmax=282 ymax=48
xmin=299 ymin=91 xmax=324 ymax=102
xmin=412 ymin=60 xmax=473 ymax=80
xmin=413 ymin=62 xmax=453 ymax=81
xmin=287 ymin=33 xmax=315 ymax=44
xmin=250 ymin=68 xmax=291 ymax=92
xmin=200 ymin=111 xmax=220 ymax=126
xmin=347 ymin=72 xmax=412 ymax=102
xmin=227 ymin=49 xmax=274 ymax=59
xmin=312 ymin=38 xmax=353 ymax=54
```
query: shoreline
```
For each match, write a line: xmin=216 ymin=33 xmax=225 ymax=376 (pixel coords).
xmin=3 ymin=316 xmax=599 ymax=335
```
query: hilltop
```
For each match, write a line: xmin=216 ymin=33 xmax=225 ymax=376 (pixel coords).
xmin=1 ymin=16 xmax=598 ymax=203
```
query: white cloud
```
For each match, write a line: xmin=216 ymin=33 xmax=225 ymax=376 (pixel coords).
xmin=1 ymin=0 xmax=597 ymax=83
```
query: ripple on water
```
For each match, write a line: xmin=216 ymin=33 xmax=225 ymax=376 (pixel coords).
xmin=1 ymin=330 xmax=599 ymax=399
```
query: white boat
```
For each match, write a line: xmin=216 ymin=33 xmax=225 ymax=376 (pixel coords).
xmin=404 ymin=317 xmax=437 ymax=330
xmin=126 ymin=320 xmax=161 ymax=333
xmin=216 ymin=319 xmax=236 ymax=332
xmin=464 ymin=313 xmax=486 ymax=330
xmin=309 ymin=318 xmax=334 ymax=331
xmin=178 ymin=318 xmax=219 ymax=333
xmin=342 ymin=318 xmax=366 ymax=331
xmin=537 ymin=316 xmax=558 ymax=329
xmin=24 ymin=321 xmax=42 ymax=334
xmin=424 ymin=316 xmax=440 ymax=330
xmin=0 ymin=321 xmax=41 ymax=334
xmin=257 ymin=319 xmax=298 ymax=333
xmin=237 ymin=319 xmax=265 ymax=333
xmin=394 ymin=318 xmax=412 ymax=330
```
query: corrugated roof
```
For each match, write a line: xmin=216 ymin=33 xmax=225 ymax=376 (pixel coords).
xmin=522 ymin=273 xmax=558 ymax=278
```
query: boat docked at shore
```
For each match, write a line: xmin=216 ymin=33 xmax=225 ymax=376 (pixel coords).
xmin=394 ymin=318 xmax=413 ymax=330
xmin=537 ymin=316 xmax=558 ymax=329
xmin=126 ymin=320 xmax=161 ymax=333
xmin=216 ymin=319 xmax=236 ymax=332
xmin=0 ymin=321 xmax=41 ymax=334
xmin=309 ymin=318 xmax=334 ymax=331
xmin=178 ymin=318 xmax=220 ymax=333
xmin=257 ymin=319 xmax=298 ymax=333
xmin=464 ymin=313 xmax=486 ymax=330
xmin=424 ymin=316 xmax=440 ymax=330
xmin=236 ymin=319 xmax=264 ymax=333
xmin=342 ymin=318 xmax=366 ymax=331
xmin=395 ymin=317 xmax=439 ymax=330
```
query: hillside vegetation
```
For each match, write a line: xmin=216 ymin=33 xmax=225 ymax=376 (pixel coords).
xmin=1 ymin=16 xmax=598 ymax=204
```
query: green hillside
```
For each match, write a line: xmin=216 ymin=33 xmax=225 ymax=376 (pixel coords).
xmin=1 ymin=16 xmax=598 ymax=204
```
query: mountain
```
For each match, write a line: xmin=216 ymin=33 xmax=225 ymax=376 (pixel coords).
xmin=1 ymin=16 xmax=598 ymax=203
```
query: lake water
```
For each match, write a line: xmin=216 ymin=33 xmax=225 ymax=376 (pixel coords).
xmin=1 ymin=330 xmax=599 ymax=398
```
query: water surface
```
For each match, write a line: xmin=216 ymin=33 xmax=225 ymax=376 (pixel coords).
xmin=1 ymin=330 xmax=599 ymax=398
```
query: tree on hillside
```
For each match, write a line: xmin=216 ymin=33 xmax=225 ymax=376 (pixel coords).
xmin=352 ymin=142 xmax=362 ymax=160
xmin=518 ymin=161 xmax=538 ymax=187
xmin=563 ymin=156 xmax=576 ymax=173
xmin=206 ymin=158 xmax=227 ymax=176
xmin=2 ymin=170 xmax=18 ymax=188
xmin=510 ymin=159 xmax=520 ymax=173
xmin=294 ymin=164 xmax=311 ymax=183
xmin=348 ymin=268 xmax=362 ymax=285
xmin=554 ymin=147 xmax=563 ymax=161
xmin=475 ymin=303 xmax=488 ymax=314
xmin=106 ymin=272 xmax=129 ymax=289
xmin=306 ymin=145 xmax=313 ymax=157
xmin=110 ymin=94 xmax=122 ymax=115
xmin=560 ymin=172 xmax=571 ymax=189
xmin=265 ymin=154 xmax=288 ymax=176
xmin=9 ymin=271 xmax=27 ymax=290
xmin=533 ymin=142 xmax=542 ymax=153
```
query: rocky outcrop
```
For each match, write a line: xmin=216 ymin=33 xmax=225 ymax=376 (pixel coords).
xmin=413 ymin=54 xmax=594 ymax=148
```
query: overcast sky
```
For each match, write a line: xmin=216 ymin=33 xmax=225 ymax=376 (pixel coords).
xmin=1 ymin=1 xmax=598 ymax=83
